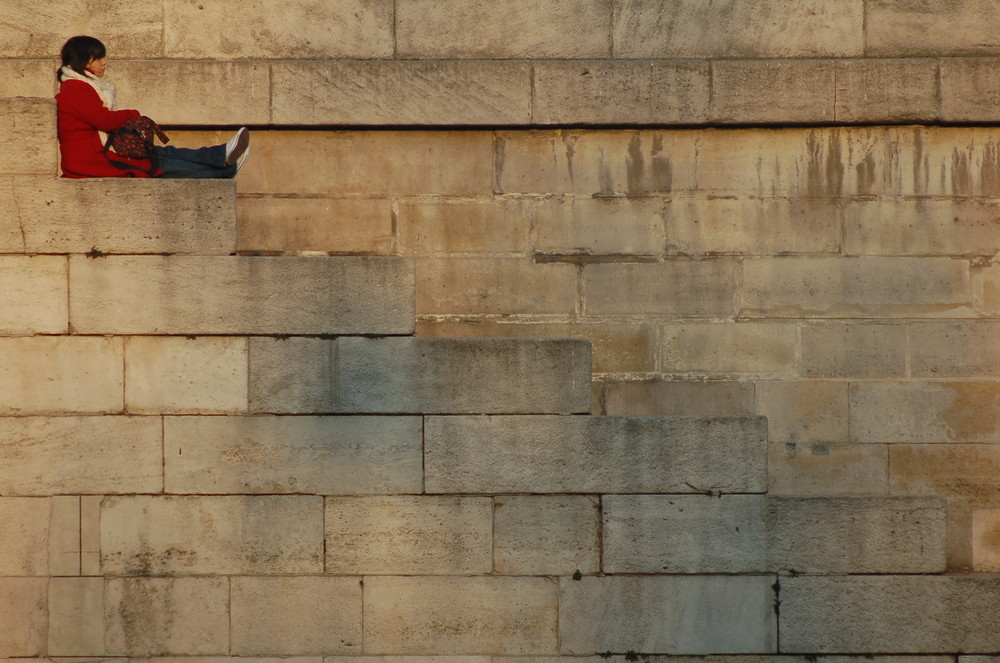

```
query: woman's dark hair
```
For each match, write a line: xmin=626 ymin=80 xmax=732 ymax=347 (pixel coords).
xmin=57 ymin=36 xmax=106 ymax=81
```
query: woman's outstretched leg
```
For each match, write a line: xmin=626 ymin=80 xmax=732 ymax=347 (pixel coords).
xmin=153 ymin=128 xmax=249 ymax=179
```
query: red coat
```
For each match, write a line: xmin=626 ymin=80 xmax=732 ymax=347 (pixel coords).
xmin=55 ymin=79 xmax=162 ymax=178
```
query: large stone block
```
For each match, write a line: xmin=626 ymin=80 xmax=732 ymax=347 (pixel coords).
xmin=599 ymin=379 xmax=755 ymax=416
xmin=845 ymin=199 xmax=1000 ymax=256
xmin=249 ymin=337 xmax=592 ymax=414
xmin=768 ymin=439 xmax=889 ymax=496
xmin=755 ymin=381 xmax=849 ymax=444
xmin=163 ymin=0 xmax=393 ymax=58
xmin=972 ymin=509 xmax=1000 ymax=571
xmin=363 ymin=576 xmax=557 ymax=654
xmin=583 ymin=260 xmax=738 ymax=316
xmin=889 ymin=444 xmax=1000 ymax=504
xmin=48 ymin=496 xmax=80 ymax=575
xmin=0 ymin=98 xmax=56 ymax=175
xmin=397 ymin=0 xmax=610 ymax=58
xmin=237 ymin=197 xmax=393 ymax=255
xmin=0 ymin=337 xmax=123 ymax=414
xmin=424 ymin=415 xmax=767 ymax=493
xmin=164 ymin=415 xmax=422 ymax=494
xmin=105 ymin=577 xmax=229 ymax=655
xmin=494 ymin=495 xmax=600 ymax=575
xmin=533 ymin=197 xmax=665 ymax=256
xmin=603 ymin=495 xmax=945 ymax=574
xmin=416 ymin=257 xmax=577 ymax=315
xmin=867 ymin=1 xmax=1000 ymax=56
xmin=0 ymin=578 xmax=47 ymax=656
xmin=70 ymin=255 xmax=414 ymax=334
xmin=559 ymin=575 xmax=776 ymax=654
xmin=780 ymin=576 xmax=1000 ymax=652
xmin=0 ymin=2 xmax=162 ymax=58
xmin=0 ymin=416 xmax=161 ymax=495
xmin=801 ymin=323 xmax=908 ymax=378
xmin=80 ymin=495 xmax=101 ymax=575
xmin=231 ymin=576 xmax=362 ymax=655
xmin=910 ymin=322 xmax=1000 ymax=377
xmin=977 ymin=263 xmax=1000 ymax=314
xmin=1 ymin=177 xmax=236 ymax=254
xmin=711 ymin=60 xmax=836 ymax=124
xmin=0 ymin=255 xmax=67 ymax=334
xmin=0 ymin=61 xmax=58 ymax=98
xmin=273 ymin=61 xmax=531 ymax=125
xmin=48 ymin=577 xmax=104 ymax=656
xmin=0 ymin=498 xmax=48 ymax=575
xmin=101 ymin=495 xmax=323 ymax=575
xmin=941 ymin=59 xmax=1000 ymax=122
xmin=326 ymin=496 xmax=492 ymax=574
xmin=889 ymin=126 xmax=1000 ymax=197
xmin=613 ymin=0 xmax=863 ymax=58
xmin=660 ymin=322 xmax=797 ymax=377
xmin=835 ymin=59 xmax=939 ymax=122
xmin=398 ymin=200 xmax=528 ymax=255
xmin=741 ymin=257 xmax=972 ymax=318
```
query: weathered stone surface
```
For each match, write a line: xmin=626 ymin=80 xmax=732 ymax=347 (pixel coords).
xmin=272 ymin=61 xmax=531 ymax=125
xmin=613 ymin=0 xmax=863 ymax=58
xmin=599 ymin=379 xmax=755 ymax=416
xmin=867 ymin=1 xmax=1000 ymax=56
xmin=0 ymin=2 xmax=162 ymax=58
xmin=0 ymin=98 xmax=56 ymax=175
xmin=978 ymin=264 xmax=1000 ymax=314
xmin=48 ymin=577 xmax=104 ymax=656
xmin=0 ymin=498 xmax=48 ymax=575
xmin=845 ymin=199 xmax=1000 ymax=256
xmin=741 ymin=257 xmax=972 ymax=318
xmin=239 ymin=131 xmax=493 ymax=196
xmin=835 ymin=59 xmax=939 ymax=122
xmin=533 ymin=197 xmax=665 ymax=256
xmin=416 ymin=257 xmax=577 ymax=315
xmin=910 ymin=322 xmax=1000 ymax=377
xmin=852 ymin=382 xmax=1000 ymax=444
xmin=105 ymin=577 xmax=229 ymax=655
xmin=326 ymin=496 xmax=492 ymax=574
xmin=0 ymin=578 xmax=47 ymax=656
xmin=780 ymin=576 xmax=1000 ymax=652
xmin=237 ymin=197 xmax=393 ymax=255
xmin=603 ymin=495 xmax=945 ymax=573
xmin=801 ymin=323 xmax=908 ymax=378
xmin=0 ymin=177 xmax=236 ymax=254
xmin=0 ymin=61 xmax=60 ymax=98
xmin=125 ymin=336 xmax=247 ymax=415
xmin=941 ymin=59 xmax=1000 ymax=122
xmin=249 ymin=337 xmax=592 ymax=414
xmin=0 ymin=337 xmax=123 ymax=414
xmin=712 ymin=60 xmax=836 ymax=124
xmin=164 ymin=416 xmax=422 ymax=494
xmin=0 ymin=255 xmax=67 ymax=334
xmin=101 ymin=495 xmax=323 ymax=575
xmin=661 ymin=322 xmax=797 ymax=377
xmin=494 ymin=495 xmax=600 ymax=575
xmin=397 ymin=0 xmax=610 ymax=58
xmin=231 ymin=576 xmax=362 ymax=655
xmin=398 ymin=200 xmax=528 ymax=255
xmin=364 ymin=576 xmax=557 ymax=654
xmin=163 ymin=0 xmax=393 ymax=58
xmin=889 ymin=444 xmax=1000 ymax=504
xmin=559 ymin=575 xmax=776 ymax=654
xmin=889 ymin=126 xmax=1000 ymax=197
xmin=0 ymin=416 xmax=160 ymax=495
xmin=70 ymin=255 xmax=414 ymax=334
xmin=584 ymin=260 xmax=738 ymax=317
xmin=769 ymin=440 xmax=889 ymax=496
xmin=425 ymin=415 xmax=767 ymax=493
xmin=756 ymin=381 xmax=849 ymax=444
xmin=972 ymin=509 xmax=1000 ymax=571
xmin=80 ymin=495 xmax=101 ymax=576
xmin=49 ymin=496 xmax=80 ymax=575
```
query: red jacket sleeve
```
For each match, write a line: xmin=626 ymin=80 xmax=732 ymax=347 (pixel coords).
xmin=60 ymin=80 xmax=140 ymax=132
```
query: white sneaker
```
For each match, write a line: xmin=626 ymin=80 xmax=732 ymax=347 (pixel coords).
xmin=235 ymin=145 xmax=250 ymax=174
xmin=225 ymin=127 xmax=249 ymax=166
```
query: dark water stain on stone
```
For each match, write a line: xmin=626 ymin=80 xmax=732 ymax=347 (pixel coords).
xmin=563 ymin=133 xmax=577 ymax=187
xmin=855 ymin=153 xmax=876 ymax=195
xmin=806 ymin=130 xmax=843 ymax=197
xmin=650 ymin=134 xmax=673 ymax=193
xmin=626 ymin=133 xmax=644 ymax=195
xmin=951 ymin=149 xmax=972 ymax=197
xmin=980 ymin=141 xmax=1000 ymax=196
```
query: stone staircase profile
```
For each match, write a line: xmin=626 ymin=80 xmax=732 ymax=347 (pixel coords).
xmin=0 ymin=96 xmax=994 ymax=658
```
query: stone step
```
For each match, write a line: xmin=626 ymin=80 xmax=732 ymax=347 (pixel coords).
xmin=0 ymin=98 xmax=55 ymax=175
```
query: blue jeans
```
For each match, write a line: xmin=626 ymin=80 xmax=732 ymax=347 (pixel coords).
xmin=153 ymin=144 xmax=236 ymax=179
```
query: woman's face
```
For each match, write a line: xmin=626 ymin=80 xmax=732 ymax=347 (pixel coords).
xmin=85 ymin=56 xmax=107 ymax=78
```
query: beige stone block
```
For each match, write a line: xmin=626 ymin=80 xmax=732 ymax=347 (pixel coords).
xmin=533 ymin=198 xmax=665 ymax=256
xmin=977 ymin=263 xmax=1000 ymax=314
xmin=364 ymin=576 xmax=557 ymax=654
xmin=397 ymin=0 xmax=610 ymax=58
xmin=125 ymin=336 xmax=247 ymax=415
xmin=0 ymin=2 xmax=162 ymax=58
xmin=112 ymin=61 xmax=269 ymax=125
xmin=603 ymin=495 xmax=945 ymax=574
xmin=614 ymin=0 xmax=863 ymax=58
xmin=105 ymin=577 xmax=229 ymax=655
xmin=867 ymin=1 xmax=1000 ymax=56
xmin=415 ymin=320 xmax=656 ymax=374
xmin=941 ymin=59 xmax=1000 ymax=122
xmin=48 ymin=577 xmax=104 ymax=656
xmin=0 ymin=498 xmax=48 ymax=575
xmin=559 ymin=575 xmax=776 ymax=654
xmin=326 ymin=496 xmax=491 ymax=574
xmin=48 ymin=496 xmax=80 ymax=576
xmin=0 ymin=256 xmax=67 ymax=334
xmin=972 ymin=509 xmax=1000 ymax=571
xmin=780 ymin=576 xmax=1000 ymax=652
xmin=328 ymin=658 xmax=488 ymax=663
xmin=496 ymin=130 xmax=696 ymax=195
xmin=273 ymin=61 xmax=531 ymax=125
xmin=494 ymin=496 xmax=600 ymax=575
xmin=888 ymin=126 xmax=1000 ymax=197
xmin=889 ymin=444 xmax=1000 ymax=505
xmin=238 ymin=197 xmax=393 ymax=255
xmin=801 ymin=323 xmax=908 ymax=378
xmin=240 ymin=131 xmax=493 ymax=196
xmin=835 ymin=59 xmax=939 ymax=122
xmin=584 ymin=260 xmax=738 ymax=317
xmin=711 ymin=60 xmax=836 ymax=124
xmin=0 ymin=60 xmax=59 ymax=98
xmin=0 ymin=337 xmax=123 ymax=414
xmin=0 ymin=416 xmax=161 ymax=495
xmin=101 ymin=495 xmax=323 ymax=575
xmin=246 ymin=337 xmax=334 ymax=413
xmin=756 ymin=381 xmax=849 ymax=443
xmin=398 ymin=201 xmax=527 ymax=255
xmin=0 ymin=98 xmax=56 ymax=175
xmin=164 ymin=415 xmax=421 ymax=495
xmin=80 ymin=495 xmax=102 ymax=576
xmin=600 ymin=379 xmax=755 ymax=416
xmin=845 ymin=198 xmax=1000 ymax=256
xmin=741 ymin=257 xmax=972 ymax=318
xmin=232 ymin=576 xmax=362 ymax=655
xmin=769 ymin=440 xmax=889 ymax=496
xmin=425 ymin=415 xmax=767 ymax=494
xmin=910 ymin=322 xmax=1000 ymax=377
xmin=666 ymin=197 xmax=842 ymax=256
xmin=661 ymin=322 xmax=797 ymax=377
xmin=416 ymin=258 xmax=577 ymax=315
xmin=852 ymin=382 xmax=1000 ymax=443
xmin=164 ymin=0 xmax=392 ymax=58
xmin=72 ymin=255 xmax=413 ymax=335
xmin=0 ymin=578 xmax=47 ymax=656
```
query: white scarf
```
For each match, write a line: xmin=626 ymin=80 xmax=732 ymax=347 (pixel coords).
xmin=59 ymin=65 xmax=117 ymax=110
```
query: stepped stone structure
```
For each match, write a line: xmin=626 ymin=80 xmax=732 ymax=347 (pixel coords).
xmin=4 ymin=0 xmax=1000 ymax=659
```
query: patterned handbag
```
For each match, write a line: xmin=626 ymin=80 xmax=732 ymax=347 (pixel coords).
xmin=104 ymin=115 xmax=169 ymax=159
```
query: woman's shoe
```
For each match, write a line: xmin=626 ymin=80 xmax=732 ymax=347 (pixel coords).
xmin=225 ymin=127 xmax=250 ymax=166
